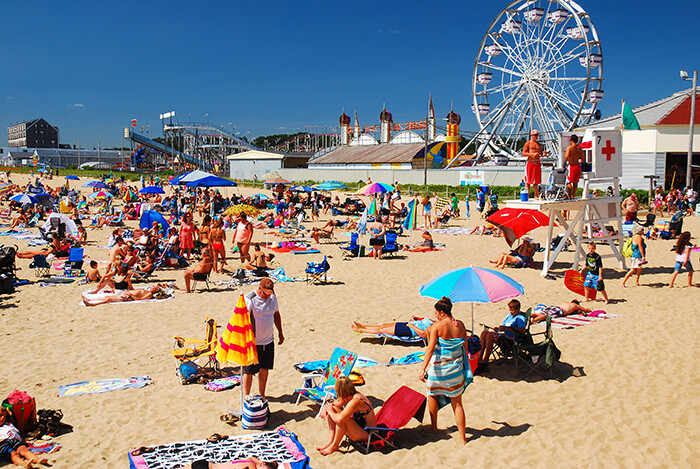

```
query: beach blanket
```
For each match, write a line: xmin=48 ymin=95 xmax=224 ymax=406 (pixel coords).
xmin=27 ymin=239 xmax=49 ymax=246
xmin=429 ymin=227 xmax=472 ymax=236
xmin=80 ymin=286 xmax=174 ymax=306
xmin=59 ymin=376 xmax=153 ymax=397
xmin=269 ymin=267 xmax=305 ymax=283
xmin=426 ymin=338 xmax=472 ymax=409
xmin=127 ymin=427 xmax=311 ymax=469
xmin=551 ymin=312 xmax=615 ymax=328
xmin=204 ymin=376 xmax=241 ymax=392
xmin=27 ymin=440 xmax=62 ymax=454
xmin=0 ymin=229 xmax=30 ymax=236
xmin=375 ymin=333 xmax=426 ymax=344
xmin=294 ymin=352 xmax=424 ymax=372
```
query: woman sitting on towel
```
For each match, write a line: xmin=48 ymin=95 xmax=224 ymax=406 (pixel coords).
xmin=403 ymin=231 xmax=435 ymax=252
xmin=419 ymin=297 xmax=470 ymax=445
xmin=88 ymin=262 xmax=133 ymax=293
xmin=352 ymin=316 xmax=434 ymax=338
xmin=82 ymin=283 xmax=169 ymax=306
xmin=317 ymin=375 xmax=376 ymax=456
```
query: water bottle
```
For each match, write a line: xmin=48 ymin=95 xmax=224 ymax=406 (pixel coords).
xmin=64 ymin=263 xmax=71 ymax=277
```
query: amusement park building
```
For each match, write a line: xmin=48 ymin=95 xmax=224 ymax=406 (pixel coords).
xmin=578 ymin=87 xmax=700 ymax=190
xmin=226 ymin=150 xmax=316 ymax=181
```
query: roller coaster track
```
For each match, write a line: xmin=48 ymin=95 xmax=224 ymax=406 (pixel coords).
xmin=125 ymin=127 xmax=212 ymax=170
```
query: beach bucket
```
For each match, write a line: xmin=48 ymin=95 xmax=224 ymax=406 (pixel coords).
xmin=520 ymin=189 xmax=529 ymax=202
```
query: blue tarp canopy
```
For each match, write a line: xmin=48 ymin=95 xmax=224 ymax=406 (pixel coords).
xmin=173 ymin=170 xmax=237 ymax=188
xmin=140 ymin=210 xmax=170 ymax=233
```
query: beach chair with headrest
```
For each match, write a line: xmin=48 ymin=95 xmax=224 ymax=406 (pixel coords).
xmin=68 ymin=247 xmax=84 ymax=271
xmin=29 ymin=255 xmax=51 ymax=277
xmin=305 ymin=256 xmax=330 ymax=284
xmin=347 ymin=385 xmax=426 ymax=454
xmin=295 ymin=347 xmax=357 ymax=417
xmin=172 ymin=318 xmax=220 ymax=384
xmin=383 ymin=232 xmax=399 ymax=256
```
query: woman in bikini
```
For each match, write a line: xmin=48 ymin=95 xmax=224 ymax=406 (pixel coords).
xmin=199 ymin=214 xmax=211 ymax=250
xmin=209 ymin=218 xmax=227 ymax=273
xmin=244 ymin=244 xmax=274 ymax=272
xmin=179 ymin=211 xmax=197 ymax=259
xmin=317 ymin=376 xmax=376 ymax=456
xmin=88 ymin=262 xmax=133 ymax=294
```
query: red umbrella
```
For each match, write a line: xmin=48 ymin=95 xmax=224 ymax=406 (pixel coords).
xmin=486 ymin=208 xmax=550 ymax=246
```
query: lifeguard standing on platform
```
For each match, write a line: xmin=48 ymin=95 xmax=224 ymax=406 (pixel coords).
xmin=522 ymin=130 xmax=545 ymax=199
xmin=565 ymin=134 xmax=584 ymax=198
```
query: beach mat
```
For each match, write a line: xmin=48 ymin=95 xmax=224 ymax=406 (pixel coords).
xmin=127 ymin=427 xmax=311 ymax=469
xmin=292 ymin=249 xmax=320 ymax=254
xmin=551 ymin=312 xmax=615 ymax=328
xmin=59 ymin=376 xmax=153 ymax=397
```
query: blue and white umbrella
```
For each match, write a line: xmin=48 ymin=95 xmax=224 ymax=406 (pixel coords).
xmin=64 ymin=175 xmax=80 ymax=180
xmin=82 ymin=180 xmax=110 ymax=189
xmin=290 ymin=185 xmax=313 ymax=192
xmin=9 ymin=194 xmax=39 ymax=205
xmin=314 ymin=181 xmax=346 ymax=191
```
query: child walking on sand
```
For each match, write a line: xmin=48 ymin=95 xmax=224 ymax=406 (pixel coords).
xmin=670 ymin=231 xmax=694 ymax=288
xmin=0 ymin=408 xmax=49 ymax=468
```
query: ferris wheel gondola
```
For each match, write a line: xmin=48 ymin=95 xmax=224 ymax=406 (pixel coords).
xmin=471 ymin=0 xmax=604 ymax=161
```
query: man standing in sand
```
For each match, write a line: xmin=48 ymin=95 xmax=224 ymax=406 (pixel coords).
xmin=522 ymin=130 xmax=546 ymax=198
xmin=565 ymin=134 xmax=584 ymax=199
xmin=622 ymin=193 xmax=639 ymax=222
xmin=243 ymin=278 xmax=284 ymax=398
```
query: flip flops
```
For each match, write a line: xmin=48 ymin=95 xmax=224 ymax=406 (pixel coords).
xmin=131 ymin=446 xmax=155 ymax=456
xmin=219 ymin=413 xmax=240 ymax=425
xmin=206 ymin=433 xmax=228 ymax=443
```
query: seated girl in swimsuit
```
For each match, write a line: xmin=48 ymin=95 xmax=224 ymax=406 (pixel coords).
xmin=404 ymin=231 xmax=435 ymax=252
xmin=352 ymin=316 xmax=434 ymax=338
xmin=317 ymin=376 xmax=376 ymax=456
xmin=244 ymin=244 xmax=275 ymax=272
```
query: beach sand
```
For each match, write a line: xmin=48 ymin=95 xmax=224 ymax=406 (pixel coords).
xmin=2 ymin=173 xmax=699 ymax=468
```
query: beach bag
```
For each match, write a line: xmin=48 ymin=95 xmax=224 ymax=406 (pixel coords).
xmin=621 ymin=238 xmax=634 ymax=257
xmin=2 ymin=393 xmax=37 ymax=436
xmin=242 ymin=395 xmax=268 ymax=429
xmin=233 ymin=268 xmax=246 ymax=279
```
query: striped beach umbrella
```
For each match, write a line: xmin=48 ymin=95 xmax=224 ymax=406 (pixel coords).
xmin=216 ymin=293 xmax=258 ymax=367
xmin=355 ymin=182 xmax=395 ymax=195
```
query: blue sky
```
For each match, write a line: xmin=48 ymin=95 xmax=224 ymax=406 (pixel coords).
xmin=1 ymin=0 xmax=698 ymax=148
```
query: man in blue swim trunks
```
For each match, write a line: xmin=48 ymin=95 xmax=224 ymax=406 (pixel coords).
xmin=352 ymin=316 xmax=434 ymax=338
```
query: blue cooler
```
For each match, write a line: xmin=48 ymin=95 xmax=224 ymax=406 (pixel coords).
xmin=520 ymin=189 xmax=529 ymax=202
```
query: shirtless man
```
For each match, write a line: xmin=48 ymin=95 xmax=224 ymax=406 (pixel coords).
xmin=622 ymin=193 xmax=639 ymax=222
xmin=530 ymin=300 xmax=592 ymax=323
xmin=565 ymin=134 xmax=585 ymax=198
xmin=183 ymin=248 xmax=214 ymax=293
xmin=107 ymin=236 xmax=128 ymax=271
xmin=522 ymin=130 xmax=546 ymax=198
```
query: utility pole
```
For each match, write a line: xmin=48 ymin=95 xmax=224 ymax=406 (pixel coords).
xmin=424 ymin=115 xmax=429 ymax=188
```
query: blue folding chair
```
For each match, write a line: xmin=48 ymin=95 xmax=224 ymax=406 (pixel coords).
xmin=340 ymin=232 xmax=360 ymax=258
xmin=68 ymin=247 xmax=84 ymax=271
xmin=305 ymin=256 xmax=330 ymax=284
xmin=383 ymin=232 xmax=399 ymax=256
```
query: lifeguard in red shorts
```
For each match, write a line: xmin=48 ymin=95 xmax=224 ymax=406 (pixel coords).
xmin=522 ymin=130 xmax=545 ymax=198
xmin=565 ymin=134 xmax=585 ymax=198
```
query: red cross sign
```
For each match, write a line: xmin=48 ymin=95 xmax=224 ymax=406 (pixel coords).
xmin=602 ymin=140 xmax=616 ymax=161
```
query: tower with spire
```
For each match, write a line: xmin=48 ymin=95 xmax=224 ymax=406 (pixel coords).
xmin=353 ymin=111 xmax=360 ymax=140
xmin=379 ymin=106 xmax=393 ymax=144
xmin=339 ymin=110 xmax=351 ymax=145
xmin=427 ymin=95 xmax=436 ymax=142
xmin=446 ymin=105 xmax=461 ymax=162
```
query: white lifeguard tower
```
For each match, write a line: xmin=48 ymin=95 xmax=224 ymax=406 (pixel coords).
xmin=506 ymin=130 xmax=626 ymax=276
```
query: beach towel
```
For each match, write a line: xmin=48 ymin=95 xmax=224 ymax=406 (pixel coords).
xmin=426 ymin=338 xmax=472 ymax=409
xmin=374 ymin=332 xmax=426 ymax=344
xmin=128 ymin=427 xmax=311 ymax=469
xmin=80 ymin=287 xmax=174 ymax=306
xmin=269 ymin=267 xmax=305 ymax=283
xmin=429 ymin=227 xmax=473 ymax=236
xmin=204 ymin=376 xmax=241 ymax=392
xmin=551 ymin=312 xmax=615 ymax=328
xmin=389 ymin=351 xmax=425 ymax=365
xmin=27 ymin=440 xmax=62 ymax=454
xmin=59 ymin=376 xmax=152 ymax=397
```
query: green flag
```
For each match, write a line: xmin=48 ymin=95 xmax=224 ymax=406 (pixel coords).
xmin=622 ymin=101 xmax=641 ymax=130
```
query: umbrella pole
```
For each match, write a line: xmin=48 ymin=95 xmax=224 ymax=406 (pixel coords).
xmin=227 ymin=365 xmax=244 ymax=418
xmin=471 ymin=303 xmax=475 ymax=334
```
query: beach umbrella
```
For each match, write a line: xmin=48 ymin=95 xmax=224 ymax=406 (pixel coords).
xmin=419 ymin=266 xmax=524 ymax=331
xmin=223 ymin=204 xmax=261 ymax=217
xmin=314 ymin=181 xmax=346 ymax=191
xmin=64 ymin=175 xmax=80 ymax=180
xmin=139 ymin=186 xmax=165 ymax=195
xmin=290 ymin=185 xmax=313 ymax=192
xmin=355 ymin=182 xmax=395 ymax=196
xmin=248 ymin=193 xmax=270 ymax=200
xmin=140 ymin=209 xmax=170 ymax=233
xmin=9 ymin=193 xmax=39 ymax=205
xmin=177 ymin=170 xmax=237 ymax=187
xmin=216 ymin=293 xmax=258 ymax=416
xmin=83 ymin=180 xmax=110 ymax=189
xmin=486 ymin=208 xmax=550 ymax=247
xmin=42 ymin=213 xmax=78 ymax=236
xmin=88 ymin=191 xmax=113 ymax=199
xmin=38 ymin=168 xmax=50 ymax=173
xmin=34 ymin=193 xmax=56 ymax=209
xmin=170 ymin=171 xmax=193 ymax=185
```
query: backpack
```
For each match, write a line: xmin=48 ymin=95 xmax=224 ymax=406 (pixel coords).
xmin=621 ymin=238 xmax=634 ymax=257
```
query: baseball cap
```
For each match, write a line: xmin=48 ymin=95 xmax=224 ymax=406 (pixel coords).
xmin=259 ymin=278 xmax=274 ymax=292
xmin=522 ymin=236 xmax=532 ymax=243
xmin=530 ymin=130 xmax=539 ymax=135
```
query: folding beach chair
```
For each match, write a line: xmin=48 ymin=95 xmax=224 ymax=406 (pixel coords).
xmin=516 ymin=314 xmax=560 ymax=378
xmin=191 ymin=271 xmax=211 ymax=292
xmin=348 ymin=385 xmax=426 ymax=454
xmin=339 ymin=232 xmax=360 ymax=258
xmin=383 ymin=232 xmax=399 ymax=257
xmin=305 ymin=256 xmax=330 ymax=284
xmin=318 ymin=226 xmax=336 ymax=244
xmin=295 ymin=347 xmax=358 ymax=417
xmin=541 ymin=168 xmax=568 ymax=201
xmin=68 ymin=247 xmax=84 ymax=271
xmin=29 ymin=255 xmax=51 ymax=277
xmin=172 ymin=318 xmax=220 ymax=384
xmin=489 ymin=308 xmax=533 ymax=364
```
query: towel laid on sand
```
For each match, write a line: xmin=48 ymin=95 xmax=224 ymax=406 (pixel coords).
xmin=127 ymin=427 xmax=310 ymax=469
xmin=59 ymin=376 xmax=153 ymax=397
xmin=551 ymin=312 xmax=615 ymax=328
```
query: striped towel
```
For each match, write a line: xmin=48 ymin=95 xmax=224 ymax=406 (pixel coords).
xmin=426 ymin=337 xmax=473 ymax=408
xmin=551 ymin=313 xmax=614 ymax=328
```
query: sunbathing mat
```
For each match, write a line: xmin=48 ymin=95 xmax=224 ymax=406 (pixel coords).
xmin=551 ymin=312 xmax=615 ymax=328
xmin=27 ymin=440 xmax=62 ymax=454
xmin=204 ymin=376 xmax=241 ymax=392
xmin=429 ymin=227 xmax=473 ymax=236
xmin=128 ymin=428 xmax=311 ymax=469
xmin=80 ymin=287 xmax=175 ymax=306
xmin=59 ymin=376 xmax=153 ymax=397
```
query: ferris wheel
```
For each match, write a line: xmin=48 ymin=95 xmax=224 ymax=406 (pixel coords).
xmin=471 ymin=0 xmax=603 ymax=160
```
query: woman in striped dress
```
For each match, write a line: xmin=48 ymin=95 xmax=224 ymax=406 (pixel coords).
xmin=419 ymin=297 xmax=472 ymax=444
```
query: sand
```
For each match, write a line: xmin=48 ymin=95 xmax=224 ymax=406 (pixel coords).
xmin=2 ymin=173 xmax=699 ymax=468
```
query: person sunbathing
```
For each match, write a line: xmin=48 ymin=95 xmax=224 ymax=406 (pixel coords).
xmin=311 ymin=223 xmax=334 ymax=243
xmin=89 ymin=262 xmax=133 ymax=293
xmin=17 ymin=235 xmax=70 ymax=259
xmin=352 ymin=316 xmax=434 ymax=339
xmin=0 ymin=407 xmax=50 ymax=468
xmin=404 ymin=231 xmax=435 ymax=252
xmin=244 ymin=245 xmax=274 ymax=273
xmin=530 ymin=300 xmax=592 ymax=323
xmin=468 ymin=223 xmax=498 ymax=236
xmin=489 ymin=237 xmax=536 ymax=269
xmin=82 ymin=283 xmax=169 ymax=306
xmin=8 ymin=208 xmax=28 ymax=230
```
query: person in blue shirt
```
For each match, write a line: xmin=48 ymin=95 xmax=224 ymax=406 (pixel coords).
xmin=476 ymin=188 xmax=486 ymax=213
xmin=477 ymin=299 xmax=527 ymax=370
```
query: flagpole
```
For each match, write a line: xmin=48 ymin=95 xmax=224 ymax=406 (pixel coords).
xmin=621 ymin=100 xmax=625 ymax=130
